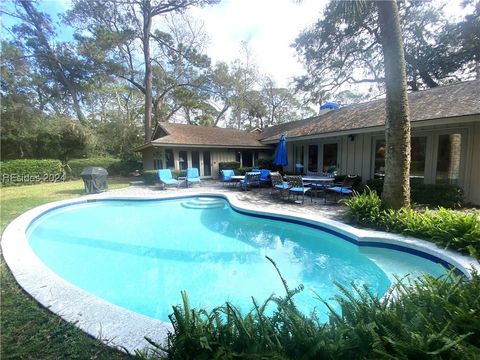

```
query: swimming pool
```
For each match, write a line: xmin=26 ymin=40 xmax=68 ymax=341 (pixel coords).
xmin=3 ymin=193 xmax=478 ymax=352
xmin=27 ymin=196 xmax=447 ymax=321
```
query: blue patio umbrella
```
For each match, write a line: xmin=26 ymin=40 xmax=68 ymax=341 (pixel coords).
xmin=273 ymin=135 xmax=288 ymax=166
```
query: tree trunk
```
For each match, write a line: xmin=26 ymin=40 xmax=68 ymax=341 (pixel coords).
xmin=142 ymin=0 xmax=153 ymax=142
xmin=377 ymin=1 xmax=411 ymax=209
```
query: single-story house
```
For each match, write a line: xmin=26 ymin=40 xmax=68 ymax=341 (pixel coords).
xmin=136 ymin=79 xmax=480 ymax=204
xmin=135 ymin=122 xmax=273 ymax=177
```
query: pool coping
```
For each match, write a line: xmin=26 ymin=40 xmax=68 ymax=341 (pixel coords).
xmin=2 ymin=191 xmax=479 ymax=354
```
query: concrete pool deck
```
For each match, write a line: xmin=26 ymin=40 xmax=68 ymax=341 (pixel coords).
xmin=2 ymin=182 xmax=479 ymax=354
xmin=107 ymin=180 xmax=348 ymax=220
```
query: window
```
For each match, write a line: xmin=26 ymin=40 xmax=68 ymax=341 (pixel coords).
xmin=411 ymin=137 xmax=427 ymax=179
xmin=308 ymin=145 xmax=318 ymax=172
xmin=153 ymin=150 xmax=163 ymax=170
xmin=323 ymin=143 xmax=338 ymax=173
xmin=242 ymin=151 xmax=253 ymax=167
xmin=178 ymin=151 xmax=188 ymax=170
xmin=191 ymin=151 xmax=200 ymax=170
xmin=374 ymin=139 xmax=386 ymax=176
xmin=203 ymin=151 xmax=211 ymax=176
xmin=165 ymin=149 xmax=174 ymax=168
xmin=436 ymin=134 xmax=462 ymax=184
xmin=374 ymin=137 xmax=426 ymax=180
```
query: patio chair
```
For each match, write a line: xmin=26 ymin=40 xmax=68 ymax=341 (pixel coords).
xmin=270 ymin=172 xmax=289 ymax=198
xmin=186 ymin=167 xmax=201 ymax=187
xmin=325 ymin=175 xmax=360 ymax=203
xmin=240 ymin=172 xmax=261 ymax=190
xmin=158 ymin=169 xmax=179 ymax=189
xmin=259 ymin=169 xmax=271 ymax=187
xmin=285 ymin=175 xmax=312 ymax=204
xmin=220 ymin=169 xmax=236 ymax=187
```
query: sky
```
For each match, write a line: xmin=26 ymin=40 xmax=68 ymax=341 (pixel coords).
xmin=189 ymin=0 xmax=327 ymax=87
xmin=2 ymin=0 xmax=471 ymax=89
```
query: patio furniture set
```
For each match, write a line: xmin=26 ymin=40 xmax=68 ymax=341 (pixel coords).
xmin=220 ymin=169 xmax=360 ymax=204
xmin=156 ymin=167 xmax=359 ymax=204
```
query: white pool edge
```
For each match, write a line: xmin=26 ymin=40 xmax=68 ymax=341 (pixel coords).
xmin=2 ymin=191 xmax=479 ymax=353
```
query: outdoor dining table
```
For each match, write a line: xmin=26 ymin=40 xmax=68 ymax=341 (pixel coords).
xmin=301 ymin=176 xmax=335 ymax=184
xmin=301 ymin=176 xmax=335 ymax=199
xmin=229 ymin=175 xmax=245 ymax=186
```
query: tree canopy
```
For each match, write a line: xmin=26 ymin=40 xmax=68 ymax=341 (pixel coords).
xmin=294 ymin=0 xmax=479 ymax=104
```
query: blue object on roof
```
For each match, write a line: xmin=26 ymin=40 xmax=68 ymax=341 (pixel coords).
xmin=320 ymin=102 xmax=338 ymax=110
xmin=273 ymin=135 xmax=288 ymax=167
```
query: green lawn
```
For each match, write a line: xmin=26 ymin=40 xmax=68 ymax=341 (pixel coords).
xmin=1 ymin=179 xmax=135 ymax=360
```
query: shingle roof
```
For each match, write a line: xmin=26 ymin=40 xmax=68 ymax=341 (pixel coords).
xmin=151 ymin=123 xmax=270 ymax=148
xmin=260 ymin=79 xmax=480 ymax=142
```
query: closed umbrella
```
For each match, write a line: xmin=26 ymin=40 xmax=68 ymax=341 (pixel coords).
xmin=273 ymin=135 xmax=288 ymax=166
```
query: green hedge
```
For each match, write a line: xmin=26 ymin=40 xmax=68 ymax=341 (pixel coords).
xmin=219 ymin=161 xmax=240 ymax=172
xmin=66 ymin=157 xmax=142 ymax=178
xmin=143 ymin=170 xmax=158 ymax=185
xmin=366 ymin=179 xmax=464 ymax=208
xmin=345 ymin=191 xmax=480 ymax=259
xmin=1 ymin=159 xmax=64 ymax=185
xmin=237 ymin=167 xmax=253 ymax=175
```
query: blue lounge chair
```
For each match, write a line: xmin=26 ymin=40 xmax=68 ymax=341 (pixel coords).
xmin=158 ymin=169 xmax=179 ymax=189
xmin=186 ymin=168 xmax=201 ymax=187
xmin=220 ymin=169 xmax=236 ymax=186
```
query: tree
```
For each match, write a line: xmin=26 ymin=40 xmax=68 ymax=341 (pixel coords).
xmin=261 ymin=77 xmax=306 ymax=128
xmin=67 ymin=0 xmax=219 ymax=142
xmin=294 ymin=0 xmax=476 ymax=103
xmin=297 ymin=0 xmax=411 ymax=208
xmin=376 ymin=1 xmax=411 ymax=209
xmin=2 ymin=0 xmax=93 ymax=123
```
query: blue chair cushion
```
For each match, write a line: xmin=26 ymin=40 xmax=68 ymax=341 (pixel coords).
xmin=328 ymin=186 xmax=352 ymax=194
xmin=274 ymin=183 xmax=289 ymax=190
xmin=162 ymin=178 xmax=178 ymax=185
xmin=259 ymin=169 xmax=271 ymax=181
xmin=290 ymin=187 xmax=311 ymax=193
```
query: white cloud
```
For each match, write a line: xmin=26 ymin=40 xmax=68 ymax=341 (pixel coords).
xmin=189 ymin=0 xmax=326 ymax=87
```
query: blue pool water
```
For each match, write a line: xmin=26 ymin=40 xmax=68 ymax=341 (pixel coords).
xmin=27 ymin=197 xmax=447 ymax=322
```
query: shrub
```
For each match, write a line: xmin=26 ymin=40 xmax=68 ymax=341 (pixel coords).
xmin=237 ymin=167 xmax=253 ymax=175
xmin=66 ymin=157 xmax=141 ymax=178
xmin=143 ymin=170 xmax=158 ymax=185
xmin=344 ymin=189 xmax=383 ymax=227
xmin=218 ymin=161 xmax=240 ymax=171
xmin=412 ymin=183 xmax=464 ymax=208
xmin=366 ymin=179 xmax=464 ymax=209
xmin=365 ymin=178 xmax=384 ymax=195
xmin=345 ymin=192 xmax=480 ymax=259
xmin=144 ymin=259 xmax=480 ymax=360
xmin=1 ymin=159 xmax=64 ymax=185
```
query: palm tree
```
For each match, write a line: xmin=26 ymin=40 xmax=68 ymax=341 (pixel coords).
xmin=376 ymin=1 xmax=411 ymax=209
xmin=338 ymin=0 xmax=411 ymax=209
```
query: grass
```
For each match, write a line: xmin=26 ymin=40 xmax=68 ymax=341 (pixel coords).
xmin=1 ymin=178 xmax=134 ymax=360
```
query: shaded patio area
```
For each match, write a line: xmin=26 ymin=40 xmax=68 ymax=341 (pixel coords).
xmin=108 ymin=179 xmax=347 ymax=220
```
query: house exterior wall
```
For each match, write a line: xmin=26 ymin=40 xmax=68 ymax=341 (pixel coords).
xmin=284 ymin=115 xmax=480 ymax=205
xmin=465 ymin=121 xmax=480 ymax=205
xmin=140 ymin=146 xmax=273 ymax=179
